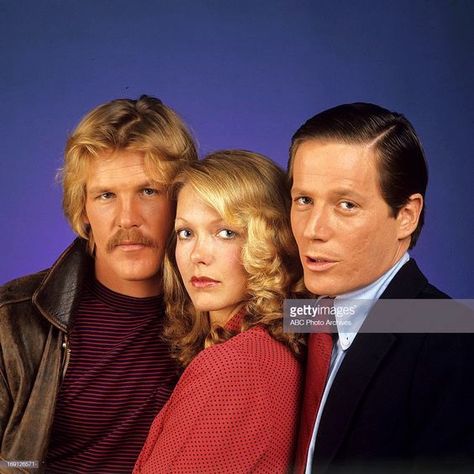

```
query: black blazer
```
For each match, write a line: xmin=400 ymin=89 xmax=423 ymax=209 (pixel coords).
xmin=312 ymin=259 xmax=474 ymax=473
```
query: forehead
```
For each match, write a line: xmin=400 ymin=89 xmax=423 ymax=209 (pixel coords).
xmin=176 ymin=184 xmax=223 ymax=221
xmin=292 ymin=140 xmax=379 ymax=192
xmin=85 ymin=150 xmax=151 ymax=185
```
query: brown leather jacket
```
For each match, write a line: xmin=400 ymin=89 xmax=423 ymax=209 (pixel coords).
xmin=0 ymin=239 xmax=90 ymax=473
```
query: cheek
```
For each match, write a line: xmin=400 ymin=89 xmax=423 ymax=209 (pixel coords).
xmin=337 ymin=222 xmax=373 ymax=268
xmin=236 ymin=270 xmax=248 ymax=293
xmin=175 ymin=243 xmax=190 ymax=276
xmin=229 ymin=249 xmax=247 ymax=291
xmin=350 ymin=212 xmax=398 ymax=254
xmin=220 ymin=243 xmax=246 ymax=279
xmin=341 ymin=220 xmax=390 ymax=273
xmin=85 ymin=208 xmax=106 ymax=242
xmin=85 ymin=204 xmax=113 ymax=235
xmin=224 ymin=242 xmax=245 ymax=270
xmin=161 ymin=207 xmax=173 ymax=227
xmin=290 ymin=211 xmax=304 ymax=241
xmin=369 ymin=228 xmax=398 ymax=261
xmin=148 ymin=199 xmax=174 ymax=230
xmin=228 ymin=268 xmax=248 ymax=301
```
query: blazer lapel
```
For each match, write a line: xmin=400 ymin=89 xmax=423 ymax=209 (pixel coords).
xmin=315 ymin=332 xmax=396 ymax=470
xmin=314 ymin=259 xmax=427 ymax=470
xmin=378 ymin=259 xmax=428 ymax=301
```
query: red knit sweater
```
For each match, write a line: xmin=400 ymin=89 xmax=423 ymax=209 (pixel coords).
xmin=134 ymin=322 xmax=302 ymax=473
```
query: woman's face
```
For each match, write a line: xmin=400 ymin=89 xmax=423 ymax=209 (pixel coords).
xmin=175 ymin=184 xmax=248 ymax=325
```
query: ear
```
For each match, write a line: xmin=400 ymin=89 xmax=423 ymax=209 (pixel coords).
xmin=82 ymin=211 xmax=92 ymax=239
xmin=82 ymin=211 xmax=90 ymax=226
xmin=396 ymin=193 xmax=423 ymax=240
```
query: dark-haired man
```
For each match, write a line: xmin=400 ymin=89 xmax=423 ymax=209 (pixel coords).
xmin=0 ymin=96 xmax=197 ymax=472
xmin=290 ymin=103 xmax=474 ymax=473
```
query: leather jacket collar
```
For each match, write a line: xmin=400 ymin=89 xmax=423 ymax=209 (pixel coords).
xmin=32 ymin=238 xmax=92 ymax=332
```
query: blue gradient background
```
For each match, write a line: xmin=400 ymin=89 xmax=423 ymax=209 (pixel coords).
xmin=1 ymin=1 xmax=473 ymax=296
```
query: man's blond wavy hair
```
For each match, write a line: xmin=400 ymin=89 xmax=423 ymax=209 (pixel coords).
xmin=60 ymin=95 xmax=197 ymax=251
xmin=163 ymin=150 xmax=305 ymax=366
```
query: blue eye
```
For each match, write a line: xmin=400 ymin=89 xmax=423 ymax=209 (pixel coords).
xmin=294 ymin=196 xmax=312 ymax=206
xmin=98 ymin=192 xmax=114 ymax=200
xmin=217 ymin=229 xmax=237 ymax=239
xmin=143 ymin=188 xmax=158 ymax=196
xmin=339 ymin=201 xmax=357 ymax=210
xmin=176 ymin=229 xmax=192 ymax=240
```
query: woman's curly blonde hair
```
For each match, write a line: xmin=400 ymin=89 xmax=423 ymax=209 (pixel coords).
xmin=163 ymin=150 xmax=306 ymax=367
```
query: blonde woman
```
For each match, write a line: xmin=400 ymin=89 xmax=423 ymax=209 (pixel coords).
xmin=134 ymin=150 xmax=304 ymax=473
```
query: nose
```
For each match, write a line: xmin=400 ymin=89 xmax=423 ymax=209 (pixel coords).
xmin=117 ymin=196 xmax=141 ymax=229
xmin=302 ymin=205 xmax=332 ymax=242
xmin=190 ymin=237 xmax=213 ymax=265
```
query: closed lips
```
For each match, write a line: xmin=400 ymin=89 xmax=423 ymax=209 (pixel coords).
xmin=191 ymin=277 xmax=220 ymax=287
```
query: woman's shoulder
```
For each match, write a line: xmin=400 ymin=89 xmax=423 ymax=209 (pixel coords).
xmin=160 ymin=325 xmax=302 ymax=443
xmin=184 ymin=325 xmax=301 ymax=383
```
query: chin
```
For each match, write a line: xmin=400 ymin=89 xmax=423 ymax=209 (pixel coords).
xmin=196 ymin=303 xmax=218 ymax=312
xmin=192 ymin=301 xmax=223 ymax=314
xmin=118 ymin=268 xmax=161 ymax=282
xmin=303 ymin=276 xmax=323 ymax=295
xmin=304 ymin=279 xmax=336 ymax=297
xmin=188 ymin=298 xmax=212 ymax=313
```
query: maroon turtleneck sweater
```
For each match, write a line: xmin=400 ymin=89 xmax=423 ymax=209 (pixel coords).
xmin=46 ymin=278 xmax=179 ymax=473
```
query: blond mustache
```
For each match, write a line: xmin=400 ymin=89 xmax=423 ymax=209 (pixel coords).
xmin=106 ymin=229 xmax=158 ymax=253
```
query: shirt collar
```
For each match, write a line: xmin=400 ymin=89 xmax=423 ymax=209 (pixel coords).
xmin=332 ymin=253 xmax=410 ymax=351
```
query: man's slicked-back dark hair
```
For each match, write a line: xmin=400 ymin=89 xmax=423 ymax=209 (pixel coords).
xmin=288 ymin=103 xmax=428 ymax=248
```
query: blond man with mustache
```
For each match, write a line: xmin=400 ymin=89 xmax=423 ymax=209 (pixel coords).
xmin=0 ymin=96 xmax=197 ymax=473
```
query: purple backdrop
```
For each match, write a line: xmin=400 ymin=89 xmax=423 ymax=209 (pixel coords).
xmin=1 ymin=0 xmax=473 ymax=297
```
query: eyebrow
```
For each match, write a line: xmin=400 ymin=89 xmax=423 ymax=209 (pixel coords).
xmin=175 ymin=217 xmax=227 ymax=226
xmin=290 ymin=187 xmax=307 ymax=196
xmin=330 ymin=188 xmax=366 ymax=200
xmin=291 ymin=187 xmax=366 ymax=201
xmin=87 ymin=181 xmax=157 ymax=195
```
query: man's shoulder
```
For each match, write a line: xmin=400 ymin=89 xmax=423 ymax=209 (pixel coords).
xmin=382 ymin=258 xmax=450 ymax=300
xmin=0 ymin=238 xmax=88 ymax=310
xmin=418 ymin=280 xmax=450 ymax=299
xmin=0 ymin=269 xmax=49 ymax=308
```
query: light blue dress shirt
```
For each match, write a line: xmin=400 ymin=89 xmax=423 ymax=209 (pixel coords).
xmin=305 ymin=253 xmax=410 ymax=473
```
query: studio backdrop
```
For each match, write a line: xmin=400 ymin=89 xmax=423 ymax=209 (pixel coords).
xmin=1 ymin=0 xmax=472 ymax=297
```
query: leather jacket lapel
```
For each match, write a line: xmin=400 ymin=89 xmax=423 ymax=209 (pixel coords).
xmin=33 ymin=238 xmax=91 ymax=332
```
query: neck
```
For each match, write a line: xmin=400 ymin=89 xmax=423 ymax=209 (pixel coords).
xmin=94 ymin=272 xmax=162 ymax=298
xmin=209 ymin=303 xmax=246 ymax=327
xmin=391 ymin=239 xmax=410 ymax=268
